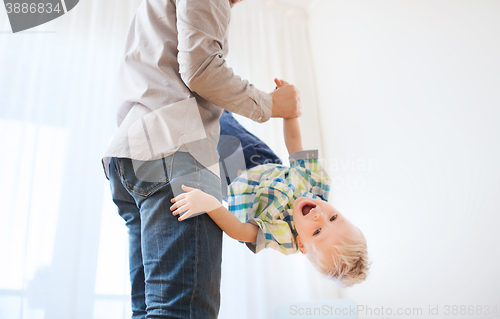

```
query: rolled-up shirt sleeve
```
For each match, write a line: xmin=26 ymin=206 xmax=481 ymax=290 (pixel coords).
xmin=176 ymin=0 xmax=272 ymax=123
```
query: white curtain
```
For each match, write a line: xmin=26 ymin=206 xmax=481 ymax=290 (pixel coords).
xmin=0 ymin=1 xmax=337 ymax=318
xmin=307 ymin=0 xmax=500 ymax=315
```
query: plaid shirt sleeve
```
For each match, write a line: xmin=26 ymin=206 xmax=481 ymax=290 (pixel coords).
xmin=228 ymin=165 xmax=298 ymax=255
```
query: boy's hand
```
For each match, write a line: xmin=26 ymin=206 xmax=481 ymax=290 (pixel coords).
xmin=170 ymin=185 xmax=222 ymax=221
xmin=274 ymin=78 xmax=286 ymax=88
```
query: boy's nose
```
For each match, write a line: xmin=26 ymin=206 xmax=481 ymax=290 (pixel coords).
xmin=314 ymin=207 xmax=326 ymax=221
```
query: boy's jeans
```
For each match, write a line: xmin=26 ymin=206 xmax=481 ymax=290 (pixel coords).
xmin=108 ymin=151 xmax=223 ymax=319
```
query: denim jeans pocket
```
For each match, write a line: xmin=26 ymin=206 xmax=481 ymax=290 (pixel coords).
xmin=116 ymin=157 xmax=173 ymax=197
xmin=167 ymin=152 xmax=202 ymax=197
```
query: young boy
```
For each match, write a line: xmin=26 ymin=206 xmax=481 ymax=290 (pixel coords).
xmin=171 ymin=80 xmax=370 ymax=287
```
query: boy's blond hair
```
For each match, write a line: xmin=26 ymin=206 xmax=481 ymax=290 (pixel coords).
xmin=306 ymin=236 xmax=371 ymax=287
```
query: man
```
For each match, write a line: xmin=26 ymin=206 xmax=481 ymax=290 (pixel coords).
xmin=103 ymin=0 xmax=301 ymax=318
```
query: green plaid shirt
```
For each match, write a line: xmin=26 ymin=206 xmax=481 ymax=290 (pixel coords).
xmin=228 ymin=150 xmax=331 ymax=255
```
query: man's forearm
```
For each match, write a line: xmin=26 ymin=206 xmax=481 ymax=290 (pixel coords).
xmin=207 ymin=206 xmax=258 ymax=243
xmin=185 ymin=57 xmax=273 ymax=123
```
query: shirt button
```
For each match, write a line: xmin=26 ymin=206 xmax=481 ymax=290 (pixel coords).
xmin=257 ymin=116 xmax=262 ymax=121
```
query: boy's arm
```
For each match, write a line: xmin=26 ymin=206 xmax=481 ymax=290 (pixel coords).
xmin=171 ymin=185 xmax=258 ymax=243
xmin=275 ymin=79 xmax=303 ymax=155
xmin=206 ymin=206 xmax=258 ymax=243
xmin=283 ymin=118 xmax=303 ymax=155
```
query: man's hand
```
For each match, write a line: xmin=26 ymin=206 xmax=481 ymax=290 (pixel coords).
xmin=229 ymin=0 xmax=242 ymax=8
xmin=270 ymin=78 xmax=301 ymax=119
xmin=170 ymin=185 xmax=222 ymax=221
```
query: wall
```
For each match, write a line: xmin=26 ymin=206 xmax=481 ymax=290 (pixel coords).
xmin=307 ymin=1 xmax=500 ymax=318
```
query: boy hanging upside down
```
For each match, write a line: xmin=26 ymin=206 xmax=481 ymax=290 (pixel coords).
xmin=171 ymin=79 xmax=370 ymax=287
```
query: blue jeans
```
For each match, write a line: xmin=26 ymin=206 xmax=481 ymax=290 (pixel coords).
xmin=218 ymin=110 xmax=282 ymax=169
xmin=108 ymin=152 xmax=223 ymax=319
xmin=217 ymin=111 xmax=282 ymax=200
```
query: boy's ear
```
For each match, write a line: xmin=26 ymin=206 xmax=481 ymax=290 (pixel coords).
xmin=296 ymin=235 xmax=306 ymax=254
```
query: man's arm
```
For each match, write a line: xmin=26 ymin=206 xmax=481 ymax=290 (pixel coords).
xmin=175 ymin=0 xmax=300 ymax=121
xmin=171 ymin=185 xmax=258 ymax=243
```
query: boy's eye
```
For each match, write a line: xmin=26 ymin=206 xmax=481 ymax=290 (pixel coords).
xmin=330 ymin=214 xmax=338 ymax=222
xmin=313 ymin=229 xmax=321 ymax=236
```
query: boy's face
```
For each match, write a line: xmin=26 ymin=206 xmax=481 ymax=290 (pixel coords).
xmin=292 ymin=197 xmax=362 ymax=255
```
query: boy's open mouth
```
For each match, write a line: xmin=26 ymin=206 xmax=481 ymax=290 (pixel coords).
xmin=301 ymin=203 xmax=316 ymax=216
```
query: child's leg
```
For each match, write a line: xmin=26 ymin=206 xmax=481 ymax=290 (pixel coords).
xmin=218 ymin=110 xmax=282 ymax=168
xmin=217 ymin=110 xmax=282 ymax=200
